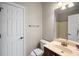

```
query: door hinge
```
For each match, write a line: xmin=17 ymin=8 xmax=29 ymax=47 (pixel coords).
xmin=0 ymin=34 xmax=1 ymax=38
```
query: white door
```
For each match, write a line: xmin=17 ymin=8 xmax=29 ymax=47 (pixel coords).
xmin=0 ymin=3 xmax=24 ymax=56
xmin=68 ymin=14 xmax=79 ymax=41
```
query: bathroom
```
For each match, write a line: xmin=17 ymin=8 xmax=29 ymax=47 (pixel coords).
xmin=0 ymin=2 xmax=79 ymax=56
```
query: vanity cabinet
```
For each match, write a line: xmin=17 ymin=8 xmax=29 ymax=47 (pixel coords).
xmin=43 ymin=47 xmax=60 ymax=56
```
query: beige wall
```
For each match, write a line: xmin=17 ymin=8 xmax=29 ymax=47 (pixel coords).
xmin=42 ymin=2 xmax=57 ymax=42
xmin=15 ymin=2 xmax=42 ymax=55
xmin=56 ymin=21 xmax=68 ymax=39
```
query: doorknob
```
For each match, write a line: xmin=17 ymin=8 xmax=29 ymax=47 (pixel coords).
xmin=19 ymin=37 xmax=23 ymax=39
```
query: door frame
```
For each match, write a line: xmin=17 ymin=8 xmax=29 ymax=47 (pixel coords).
xmin=1 ymin=2 xmax=25 ymax=56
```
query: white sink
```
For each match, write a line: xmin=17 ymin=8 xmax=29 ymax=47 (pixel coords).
xmin=54 ymin=45 xmax=72 ymax=54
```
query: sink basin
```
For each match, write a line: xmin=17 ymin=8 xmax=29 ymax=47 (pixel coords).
xmin=54 ymin=45 xmax=72 ymax=54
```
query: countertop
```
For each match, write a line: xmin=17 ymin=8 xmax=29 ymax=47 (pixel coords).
xmin=44 ymin=38 xmax=79 ymax=56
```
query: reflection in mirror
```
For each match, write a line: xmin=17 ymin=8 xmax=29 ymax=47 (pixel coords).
xmin=55 ymin=2 xmax=79 ymax=42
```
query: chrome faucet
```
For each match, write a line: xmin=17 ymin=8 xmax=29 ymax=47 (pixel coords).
xmin=61 ymin=39 xmax=68 ymax=47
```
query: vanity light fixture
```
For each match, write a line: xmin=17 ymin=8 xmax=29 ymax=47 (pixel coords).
xmin=57 ymin=2 xmax=74 ymax=10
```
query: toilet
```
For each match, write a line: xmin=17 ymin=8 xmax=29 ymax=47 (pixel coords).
xmin=30 ymin=39 xmax=49 ymax=56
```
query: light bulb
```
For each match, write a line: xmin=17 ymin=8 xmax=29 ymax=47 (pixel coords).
xmin=61 ymin=5 xmax=66 ymax=10
xmin=68 ymin=3 xmax=74 ymax=8
xmin=58 ymin=2 xmax=63 ymax=8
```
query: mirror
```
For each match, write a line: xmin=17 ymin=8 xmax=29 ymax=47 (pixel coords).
xmin=55 ymin=2 xmax=79 ymax=42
